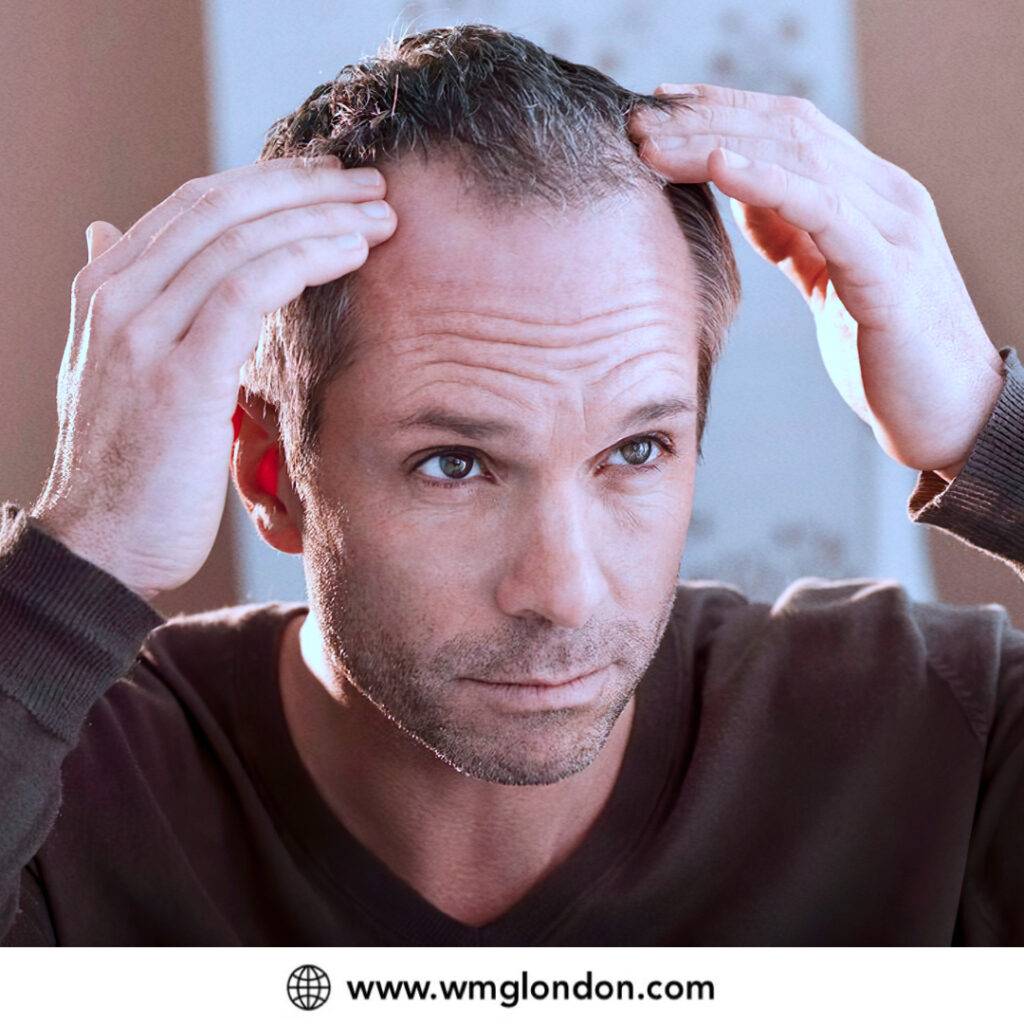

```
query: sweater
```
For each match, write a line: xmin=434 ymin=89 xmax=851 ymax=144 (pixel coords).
xmin=2 ymin=346 xmax=1024 ymax=945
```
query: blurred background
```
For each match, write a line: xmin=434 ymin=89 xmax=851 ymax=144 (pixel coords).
xmin=2 ymin=0 xmax=1021 ymax=625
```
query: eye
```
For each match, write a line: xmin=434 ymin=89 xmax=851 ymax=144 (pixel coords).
xmin=411 ymin=433 xmax=676 ymax=491
xmin=415 ymin=449 xmax=486 ymax=485
xmin=606 ymin=436 xmax=667 ymax=468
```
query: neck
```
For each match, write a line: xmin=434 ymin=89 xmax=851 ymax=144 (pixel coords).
xmin=278 ymin=610 xmax=636 ymax=927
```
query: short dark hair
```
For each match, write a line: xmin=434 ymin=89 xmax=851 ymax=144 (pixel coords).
xmin=241 ymin=22 xmax=741 ymax=507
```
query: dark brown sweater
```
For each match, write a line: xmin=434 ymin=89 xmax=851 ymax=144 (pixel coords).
xmin=3 ymin=346 xmax=1024 ymax=946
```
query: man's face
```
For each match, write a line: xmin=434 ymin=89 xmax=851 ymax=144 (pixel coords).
xmin=300 ymin=156 xmax=700 ymax=786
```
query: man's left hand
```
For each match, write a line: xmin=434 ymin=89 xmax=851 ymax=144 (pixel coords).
xmin=629 ymin=82 xmax=1006 ymax=482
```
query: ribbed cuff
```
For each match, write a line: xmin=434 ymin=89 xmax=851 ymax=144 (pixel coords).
xmin=0 ymin=502 xmax=166 ymax=744
xmin=907 ymin=345 xmax=1024 ymax=565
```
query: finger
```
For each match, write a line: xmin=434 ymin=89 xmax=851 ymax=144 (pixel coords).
xmin=86 ymin=221 xmax=122 ymax=262
xmin=97 ymin=161 xmax=387 ymax=323
xmin=133 ymin=198 xmax=395 ymax=347
xmin=172 ymin=232 xmax=371 ymax=382
xmin=728 ymin=198 xmax=829 ymax=302
xmin=73 ymin=221 xmax=124 ymax=341
xmin=703 ymin=146 xmax=894 ymax=281
xmin=650 ymin=82 xmax=862 ymax=149
xmin=87 ymin=156 xmax=375 ymax=280
xmin=638 ymin=133 xmax=910 ymax=245
xmin=632 ymin=95 xmax=908 ymax=210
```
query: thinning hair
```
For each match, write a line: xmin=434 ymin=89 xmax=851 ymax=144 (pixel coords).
xmin=240 ymin=22 xmax=741 ymax=508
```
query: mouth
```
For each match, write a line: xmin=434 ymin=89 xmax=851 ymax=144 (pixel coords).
xmin=460 ymin=665 xmax=612 ymax=710
xmin=467 ymin=665 xmax=608 ymax=688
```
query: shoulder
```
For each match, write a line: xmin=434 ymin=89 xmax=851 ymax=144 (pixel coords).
xmin=38 ymin=602 xmax=304 ymax=881
xmin=767 ymin=575 xmax=1012 ymax=686
xmin=670 ymin=577 xmax=754 ymax=639
xmin=138 ymin=600 xmax=305 ymax=682
xmin=674 ymin=574 xmax=1016 ymax=744
xmin=71 ymin=600 xmax=305 ymax=767
xmin=745 ymin=572 xmax=1010 ymax=659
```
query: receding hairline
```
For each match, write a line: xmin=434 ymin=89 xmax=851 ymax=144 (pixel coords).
xmin=239 ymin=23 xmax=740 ymax=500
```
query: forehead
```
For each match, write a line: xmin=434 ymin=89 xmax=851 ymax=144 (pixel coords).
xmin=356 ymin=155 xmax=696 ymax=320
xmin=334 ymin=155 xmax=699 ymax=430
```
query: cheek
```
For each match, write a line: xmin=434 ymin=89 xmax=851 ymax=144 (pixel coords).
xmin=334 ymin=498 xmax=484 ymax=612
xmin=616 ymin=518 xmax=689 ymax=602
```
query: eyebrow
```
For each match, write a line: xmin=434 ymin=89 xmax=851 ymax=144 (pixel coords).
xmin=393 ymin=396 xmax=697 ymax=441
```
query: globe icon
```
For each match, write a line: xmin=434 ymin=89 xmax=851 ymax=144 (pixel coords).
xmin=287 ymin=964 xmax=331 ymax=1010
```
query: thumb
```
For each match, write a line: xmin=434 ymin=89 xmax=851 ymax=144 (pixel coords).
xmin=85 ymin=220 xmax=123 ymax=262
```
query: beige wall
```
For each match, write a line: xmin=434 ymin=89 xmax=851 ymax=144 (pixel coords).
xmin=856 ymin=0 xmax=1024 ymax=626
xmin=0 ymin=0 xmax=237 ymax=618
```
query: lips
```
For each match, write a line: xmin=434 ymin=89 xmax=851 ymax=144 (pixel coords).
xmin=470 ymin=666 xmax=606 ymax=688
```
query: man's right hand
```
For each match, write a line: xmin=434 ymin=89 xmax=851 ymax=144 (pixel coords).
xmin=29 ymin=156 xmax=396 ymax=602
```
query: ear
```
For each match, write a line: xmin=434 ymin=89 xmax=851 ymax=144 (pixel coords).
xmin=231 ymin=388 xmax=303 ymax=555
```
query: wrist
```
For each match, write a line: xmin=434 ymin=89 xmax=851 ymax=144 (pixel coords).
xmin=29 ymin=511 xmax=161 ymax=604
xmin=931 ymin=358 xmax=1007 ymax=486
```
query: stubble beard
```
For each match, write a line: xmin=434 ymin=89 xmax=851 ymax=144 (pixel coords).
xmin=301 ymin=498 xmax=679 ymax=787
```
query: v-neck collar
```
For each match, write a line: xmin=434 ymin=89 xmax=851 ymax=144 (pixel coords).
xmin=234 ymin=601 xmax=682 ymax=945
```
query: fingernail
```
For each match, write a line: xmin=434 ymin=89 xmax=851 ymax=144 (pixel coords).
xmin=721 ymin=148 xmax=750 ymax=168
xmin=359 ymin=200 xmax=391 ymax=218
xmin=351 ymin=167 xmax=383 ymax=185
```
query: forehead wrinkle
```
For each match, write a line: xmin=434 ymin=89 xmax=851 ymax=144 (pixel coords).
xmin=412 ymin=357 xmax=556 ymax=387
xmin=392 ymin=340 xmax=693 ymax=418
xmin=391 ymin=351 xmax=697 ymax=446
xmin=403 ymin=293 xmax=680 ymax=331
xmin=584 ymin=347 xmax=690 ymax=390
xmin=399 ymin=374 xmax=549 ymax=413
xmin=375 ymin=285 xmax=694 ymax=355
xmin=403 ymin=316 xmax=685 ymax=353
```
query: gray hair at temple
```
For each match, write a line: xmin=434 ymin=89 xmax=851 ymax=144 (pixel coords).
xmin=240 ymin=22 xmax=742 ymax=510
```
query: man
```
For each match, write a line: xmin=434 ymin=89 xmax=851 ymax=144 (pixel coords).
xmin=1 ymin=24 xmax=1022 ymax=945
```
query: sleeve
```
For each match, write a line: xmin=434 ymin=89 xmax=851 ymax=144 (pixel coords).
xmin=906 ymin=344 xmax=1024 ymax=582
xmin=0 ymin=501 xmax=165 ymax=944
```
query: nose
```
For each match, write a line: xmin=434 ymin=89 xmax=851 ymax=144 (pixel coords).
xmin=494 ymin=483 xmax=610 ymax=629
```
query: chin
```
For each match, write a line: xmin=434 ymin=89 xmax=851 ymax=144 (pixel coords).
xmin=415 ymin=708 xmax=617 ymax=787
xmin=447 ymin=749 xmax=599 ymax=787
